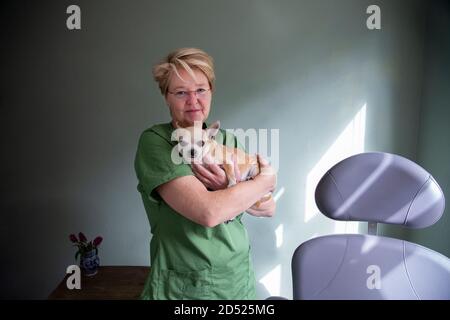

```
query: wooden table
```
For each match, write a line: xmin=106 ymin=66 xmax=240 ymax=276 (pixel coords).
xmin=48 ymin=266 xmax=150 ymax=300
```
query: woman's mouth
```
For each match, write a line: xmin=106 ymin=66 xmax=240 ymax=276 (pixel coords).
xmin=186 ymin=109 xmax=201 ymax=113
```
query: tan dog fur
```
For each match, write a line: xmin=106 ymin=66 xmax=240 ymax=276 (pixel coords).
xmin=172 ymin=121 xmax=272 ymax=207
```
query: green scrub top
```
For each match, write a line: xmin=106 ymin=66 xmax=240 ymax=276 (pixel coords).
xmin=134 ymin=122 xmax=256 ymax=300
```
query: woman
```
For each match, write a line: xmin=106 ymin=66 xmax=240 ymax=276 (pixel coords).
xmin=134 ymin=48 xmax=277 ymax=299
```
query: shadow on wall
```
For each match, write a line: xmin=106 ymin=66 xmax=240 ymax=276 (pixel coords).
xmin=1 ymin=199 xmax=79 ymax=299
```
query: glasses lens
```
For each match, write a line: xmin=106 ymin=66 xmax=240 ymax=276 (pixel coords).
xmin=172 ymin=89 xmax=209 ymax=100
xmin=175 ymin=92 xmax=186 ymax=99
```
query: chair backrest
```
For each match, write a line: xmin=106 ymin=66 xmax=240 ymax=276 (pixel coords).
xmin=292 ymin=152 xmax=450 ymax=299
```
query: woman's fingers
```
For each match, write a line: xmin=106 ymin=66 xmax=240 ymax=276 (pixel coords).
xmin=246 ymin=197 xmax=276 ymax=217
xmin=205 ymin=163 xmax=228 ymax=189
xmin=192 ymin=163 xmax=228 ymax=190
xmin=257 ymin=154 xmax=274 ymax=175
xmin=192 ymin=165 xmax=212 ymax=185
xmin=207 ymin=162 xmax=226 ymax=177
xmin=257 ymin=154 xmax=269 ymax=166
xmin=192 ymin=163 xmax=214 ymax=180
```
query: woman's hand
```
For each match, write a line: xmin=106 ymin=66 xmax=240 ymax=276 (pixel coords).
xmin=253 ymin=154 xmax=277 ymax=193
xmin=192 ymin=162 xmax=228 ymax=190
xmin=246 ymin=155 xmax=277 ymax=217
xmin=246 ymin=197 xmax=276 ymax=217
xmin=192 ymin=154 xmax=242 ymax=191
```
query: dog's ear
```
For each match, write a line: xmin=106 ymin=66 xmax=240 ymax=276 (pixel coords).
xmin=171 ymin=127 xmax=188 ymax=144
xmin=171 ymin=127 xmax=181 ymax=143
xmin=207 ymin=121 xmax=220 ymax=140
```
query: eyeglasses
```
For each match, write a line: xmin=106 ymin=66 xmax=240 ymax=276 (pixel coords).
xmin=167 ymin=88 xmax=211 ymax=100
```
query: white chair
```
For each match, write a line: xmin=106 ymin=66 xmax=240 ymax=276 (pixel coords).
xmin=291 ymin=152 xmax=450 ymax=299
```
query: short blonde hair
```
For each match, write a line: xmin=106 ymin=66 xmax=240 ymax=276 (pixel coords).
xmin=152 ymin=48 xmax=215 ymax=96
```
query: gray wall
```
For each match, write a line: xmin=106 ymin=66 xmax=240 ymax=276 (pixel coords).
xmin=0 ymin=0 xmax=445 ymax=299
xmin=399 ymin=0 xmax=450 ymax=257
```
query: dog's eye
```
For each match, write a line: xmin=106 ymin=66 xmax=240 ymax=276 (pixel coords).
xmin=197 ymin=141 xmax=205 ymax=147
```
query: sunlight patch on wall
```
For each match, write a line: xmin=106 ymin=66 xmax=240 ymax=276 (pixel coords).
xmin=273 ymin=187 xmax=285 ymax=202
xmin=275 ymin=224 xmax=283 ymax=248
xmin=259 ymin=264 xmax=281 ymax=297
xmin=333 ymin=220 xmax=360 ymax=234
xmin=304 ymin=104 xmax=367 ymax=236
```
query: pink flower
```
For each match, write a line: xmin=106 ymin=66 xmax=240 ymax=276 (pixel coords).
xmin=69 ymin=232 xmax=103 ymax=261
xmin=93 ymin=236 xmax=103 ymax=247
xmin=78 ymin=232 xmax=87 ymax=242
xmin=69 ymin=234 xmax=78 ymax=243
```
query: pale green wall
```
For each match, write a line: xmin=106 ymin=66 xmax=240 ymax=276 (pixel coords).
xmin=1 ymin=0 xmax=445 ymax=299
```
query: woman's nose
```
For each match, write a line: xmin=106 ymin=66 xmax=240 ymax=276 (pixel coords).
xmin=186 ymin=92 xmax=198 ymax=104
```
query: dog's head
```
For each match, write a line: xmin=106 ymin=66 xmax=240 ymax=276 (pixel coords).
xmin=172 ymin=121 xmax=220 ymax=164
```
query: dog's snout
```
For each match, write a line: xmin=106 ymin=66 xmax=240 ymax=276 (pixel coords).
xmin=190 ymin=149 xmax=196 ymax=158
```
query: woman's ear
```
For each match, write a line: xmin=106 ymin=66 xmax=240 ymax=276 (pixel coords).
xmin=207 ymin=121 xmax=220 ymax=139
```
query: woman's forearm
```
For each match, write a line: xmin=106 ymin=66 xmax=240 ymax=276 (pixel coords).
xmin=158 ymin=174 xmax=275 ymax=228
xmin=205 ymin=177 xmax=273 ymax=226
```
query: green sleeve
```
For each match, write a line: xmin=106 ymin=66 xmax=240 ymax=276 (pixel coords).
xmin=235 ymin=136 xmax=246 ymax=152
xmin=220 ymin=129 xmax=246 ymax=152
xmin=134 ymin=130 xmax=193 ymax=203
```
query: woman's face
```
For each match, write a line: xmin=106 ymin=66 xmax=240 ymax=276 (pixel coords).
xmin=165 ymin=68 xmax=212 ymax=128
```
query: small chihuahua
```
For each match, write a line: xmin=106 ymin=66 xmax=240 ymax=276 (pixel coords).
xmin=172 ymin=121 xmax=272 ymax=207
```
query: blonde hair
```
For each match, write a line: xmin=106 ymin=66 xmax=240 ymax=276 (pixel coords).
xmin=152 ymin=48 xmax=215 ymax=96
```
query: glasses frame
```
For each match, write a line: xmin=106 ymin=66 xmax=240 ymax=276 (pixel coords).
xmin=167 ymin=88 xmax=211 ymax=100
